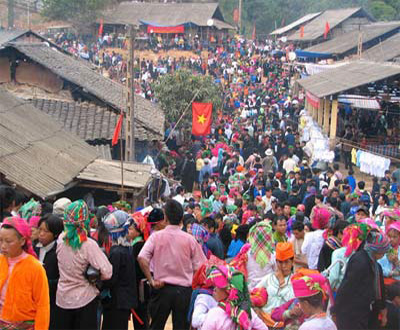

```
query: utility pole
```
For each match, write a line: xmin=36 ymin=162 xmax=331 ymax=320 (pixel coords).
xmin=357 ymin=28 xmax=363 ymax=59
xmin=8 ymin=0 xmax=14 ymax=29
xmin=238 ymin=0 xmax=242 ymax=35
xmin=125 ymin=25 xmax=135 ymax=162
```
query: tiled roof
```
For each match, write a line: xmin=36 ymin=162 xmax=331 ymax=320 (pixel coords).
xmin=0 ymin=88 xmax=97 ymax=199
xmin=8 ymin=43 xmax=164 ymax=140
xmin=30 ymin=98 xmax=162 ymax=141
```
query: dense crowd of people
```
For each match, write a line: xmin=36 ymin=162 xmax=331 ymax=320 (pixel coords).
xmin=0 ymin=32 xmax=399 ymax=330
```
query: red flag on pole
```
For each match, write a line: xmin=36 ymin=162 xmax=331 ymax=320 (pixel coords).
xmin=299 ymin=26 xmax=304 ymax=38
xmin=233 ymin=8 xmax=239 ymax=24
xmin=112 ymin=114 xmax=123 ymax=146
xmin=252 ymin=23 xmax=256 ymax=40
xmin=98 ymin=19 xmax=104 ymax=38
xmin=192 ymin=102 xmax=212 ymax=136
xmin=324 ymin=22 xmax=330 ymax=39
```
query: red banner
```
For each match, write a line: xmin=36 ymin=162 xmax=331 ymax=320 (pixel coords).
xmin=147 ymin=25 xmax=184 ymax=34
xmin=192 ymin=103 xmax=212 ymax=136
xmin=306 ymin=91 xmax=320 ymax=109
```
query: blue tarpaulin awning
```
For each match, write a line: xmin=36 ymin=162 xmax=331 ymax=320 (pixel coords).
xmin=295 ymin=49 xmax=332 ymax=59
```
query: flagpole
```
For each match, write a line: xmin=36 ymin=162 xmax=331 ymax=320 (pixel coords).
xmin=155 ymin=88 xmax=201 ymax=161
xmin=164 ymin=88 xmax=201 ymax=145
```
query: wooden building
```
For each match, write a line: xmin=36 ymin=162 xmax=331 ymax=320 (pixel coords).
xmin=287 ymin=7 xmax=374 ymax=47
xmin=101 ymin=2 xmax=235 ymax=41
xmin=0 ymin=42 xmax=165 ymax=161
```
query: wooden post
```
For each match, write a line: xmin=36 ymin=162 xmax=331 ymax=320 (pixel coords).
xmin=125 ymin=25 xmax=135 ymax=161
xmin=318 ymin=99 xmax=323 ymax=127
xmin=330 ymin=99 xmax=338 ymax=147
xmin=323 ymin=98 xmax=330 ymax=135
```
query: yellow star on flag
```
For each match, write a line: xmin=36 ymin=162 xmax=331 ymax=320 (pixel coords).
xmin=197 ymin=114 xmax=206 ymax=124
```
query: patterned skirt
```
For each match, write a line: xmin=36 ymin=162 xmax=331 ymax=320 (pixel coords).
xmin=0 ymin=320 xmax=34 ymax=330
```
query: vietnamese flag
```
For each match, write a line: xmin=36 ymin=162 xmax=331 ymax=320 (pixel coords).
xmin=192 ymin=102 xmax=212 ymax=136
xmin=112 ymin=114 xmax=123 ymax=146
xmin=324 ymin=22 xmax=330 ymax=39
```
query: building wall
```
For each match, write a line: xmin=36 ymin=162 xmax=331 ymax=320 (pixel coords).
xmin=0 ymin=58 xmax=10 ymax=83
xmin=15 ymin=61 xmax=63 ymax=93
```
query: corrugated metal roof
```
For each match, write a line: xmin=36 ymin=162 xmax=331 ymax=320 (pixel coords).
xmin=305 ymin=22 xmax=400 ymax=55
xmin=297 ymin=61 xmax=400 ymax=98
xmin=30 ymin=98 xmax=162 ymax=141
xmin=103 ymin=2 xmax=234 ymax=30
xmin=7 ymin=43 xmax=164 ymax=140
xmin=362 ymin=32 xmax=400 ymax=62
xmin=78 ymin=159 xmax=152 ymax=189
xmin=0 ymin=88 xmax=97 ymax=199
xmin=270 ymin=12 xmax=322 ymax=36
xmin=288 ymin=7 xmax=371 ymax=41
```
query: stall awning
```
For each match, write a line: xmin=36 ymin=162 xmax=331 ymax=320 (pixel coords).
xmin=338 ymin=94 xmax=381 ymax=110
xmin=295 ymin=49 xmax=332 ymax=59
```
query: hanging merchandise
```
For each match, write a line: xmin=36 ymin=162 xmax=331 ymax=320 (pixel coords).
xmin=356 ymin=151 xmax=390 ymax=178
xmin=299 ymin=112 xmax=334 ymax=163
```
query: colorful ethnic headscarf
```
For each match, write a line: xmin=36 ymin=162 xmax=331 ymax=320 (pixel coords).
xmin=3 ymin=216 xmax=37 ymax=258
xmin=103 ymin=210 xmax=131 ymax=247
xmin=63 ymin=200 xmax=89 ymax=250
xmin=18 ymin=198 xmax=42 ymax=228
xmin=206 ymin=265 xmax=252 ymax=330
xmin=191 ymin=223 xmax=210 ymax=257
xmin=342 ymin=223 xmax=370 ymax=257
xmin=248 ymin=222 xmax=274 ymax=268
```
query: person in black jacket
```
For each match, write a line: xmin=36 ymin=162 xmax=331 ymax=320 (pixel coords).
xmin=35 ymin=213 xmax=64 ymax=330
xmin=334 ymin=231 xmax=390 ymax=330
xmin=102 ymin=211 xmax=137 ymax=330
xmin=317 ymin=220 xmax=348 ymax=272
xmin=128 ymin=214 xmax=150 ymax=330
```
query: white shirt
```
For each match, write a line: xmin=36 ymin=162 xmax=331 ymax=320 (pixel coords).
xmin=299 ymin=316 xmax=337 ymax=330
xmin=301 ymin=230 xmax=325 ymax=270
xmin=247 ymin=251 xmax=276 ymax=290
xmin=283 ymin=158 xmax=297 ymax=173
xmin=37 ymin=241 xmax=56 ymax=263
xmin=173 ymin=194 xmax=185 ymax=206
xmin=262 ymin=195 xmax=276 ymax=213
xmin=192 ymin=294 xmax=217 ymax=329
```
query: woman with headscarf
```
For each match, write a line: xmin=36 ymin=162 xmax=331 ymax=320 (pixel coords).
xmin=19 ymin=198 xmax=42 ymax=243
xmin=102 ymin=210 xmax=137 ymax=330
xmin=55 ymin=200 xmax=113 ymax=330
xmin=192 ymin=223 xmax=211 ymax=258
xmin=291 ymin=273 xmax=336 ymax=330
xmin=328 ymin=222 xmax=372 ymax=292
xmin=190 ymin=256 xmax=226 ymax=329
xmin=201 ymin=265 xmax=268 ymax=330
xmin=127 ymin=211 xmax=151 ymax=329
xmin=378 ymin=222 xmax=400 ymax=280
xmin=0 ymin=216 xmax=49 ymax=329
xmin=230 ymin=222 xmax=276 ymax=290
xmin=334 ymin=231 xmax=390 ymax=329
